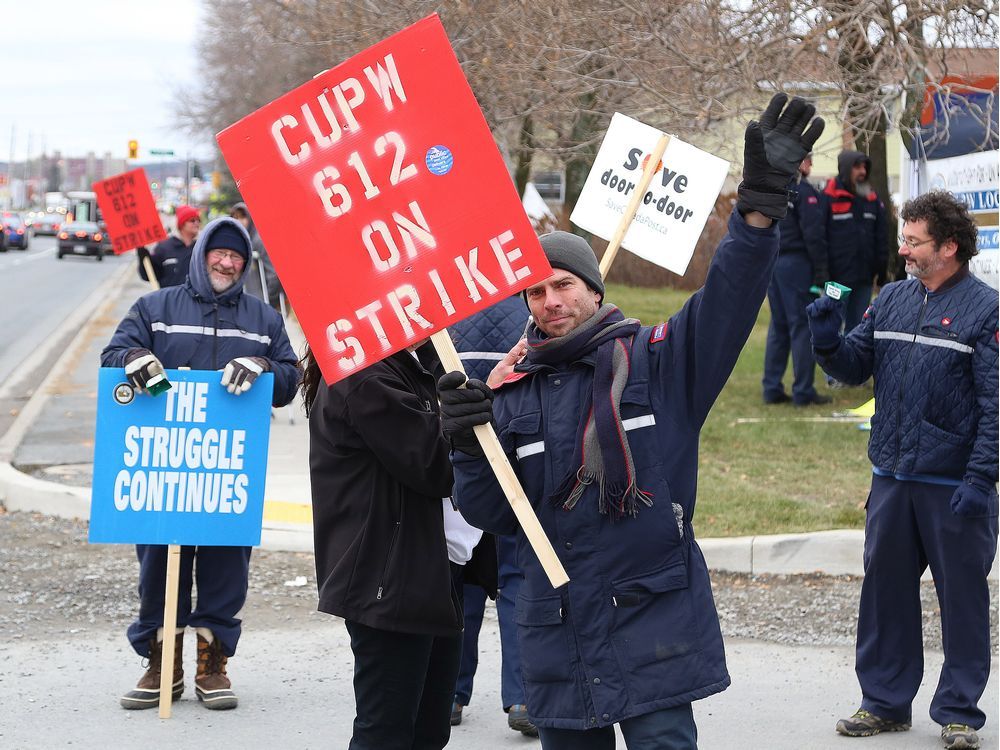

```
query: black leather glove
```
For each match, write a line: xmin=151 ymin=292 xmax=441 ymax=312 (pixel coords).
xmin=438 ymin=371 xmax=494 ymax=457
xmin=124 ymin=348 xmax=166 ymax=392
xmin=220 ymin=356 xmax=270 ymax=395
xmin=737 ymin=93 xmax=825 ymax=220
xmin=806 ymin=295 xmax=845 ymax=352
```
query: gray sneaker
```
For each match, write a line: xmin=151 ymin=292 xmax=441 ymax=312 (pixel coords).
xmin=836 ymin=708 xmax=910 ymax=736
xmin=941 ymin=723 xmax=980 ymax=749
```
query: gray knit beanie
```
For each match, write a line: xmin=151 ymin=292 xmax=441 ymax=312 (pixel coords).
xmin=538 ymin=231 xmax=605 ymax=300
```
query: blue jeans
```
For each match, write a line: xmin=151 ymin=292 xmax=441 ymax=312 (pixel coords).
xmin=127 ymin=544 xmax=252 ymax=657
xmin=537 ymin=703 xmax=697 ymax=749
xmin=454 ymin=535 xmax=526 ymax=709
xmin=762 ymin=252 xmax=818 ymax=404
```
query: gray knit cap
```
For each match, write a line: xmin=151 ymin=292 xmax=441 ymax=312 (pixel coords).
xmin=539 ymin=231 xmax=605 ymax=300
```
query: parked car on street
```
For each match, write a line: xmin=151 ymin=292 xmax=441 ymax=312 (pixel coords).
xmin=56 ymin=222 xmax=106 ymax=261
xmin=33 ymin=212 xmax=63 ymax=236
xmin=2 ymin=215 xmax=31 ymax=250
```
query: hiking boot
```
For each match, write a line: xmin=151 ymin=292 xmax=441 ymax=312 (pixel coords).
xmin=120 ymin=630 xmax=184 ymax=709
xmin=941 ymin=723 xmax=980 ymax=749
xmin=450 ymin=701 xmax=463 ymax=726
xmin=195 ymin=628 xmax=238 ymax=710
xmin=836 ymin=708 xmax=910 ymax=736
xmin=507 ymin=704 xmax=538 ymax=737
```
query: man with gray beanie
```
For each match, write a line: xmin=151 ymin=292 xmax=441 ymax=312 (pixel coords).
xmin=438 ymin=94 xmax=824 ymax=748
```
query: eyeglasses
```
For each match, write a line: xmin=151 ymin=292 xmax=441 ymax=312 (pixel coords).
xmin=207 ymin=249 xmax=245 ymax=265
xmin=897 ymin=236 xmax=935 ymax=250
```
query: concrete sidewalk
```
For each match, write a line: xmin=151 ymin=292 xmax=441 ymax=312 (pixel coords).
xmin=0 ymin=261 xmax=875 ymax=576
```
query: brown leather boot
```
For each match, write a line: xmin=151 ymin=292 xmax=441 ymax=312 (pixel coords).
xmin=195 ymin=628 xmax=238 ymax=710
xmin=120 ymin=630 xmax=184 ymax=709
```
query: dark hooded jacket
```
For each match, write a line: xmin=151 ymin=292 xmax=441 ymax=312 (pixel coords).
xmin=823 ymin=150 xmax=887 ymax=286
xmin=102 ymin=216 xmax=299 ymax=406
xmin=308 ymin=346 xmax=463 ymax=636
xmin=231 ymin=202 xmax=283 ymax=309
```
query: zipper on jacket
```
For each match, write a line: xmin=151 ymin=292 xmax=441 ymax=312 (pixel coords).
xmin=891 ymin=289 xmax=928 ymax=473
xmin=212 ymin=304 xmax=219 ymax=369
xmin=375 ymin=520 xmax=401 ymax=600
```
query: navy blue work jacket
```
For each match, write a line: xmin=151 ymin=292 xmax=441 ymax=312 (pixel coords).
xmin=452 ymin=210 xmax=778 ymax=729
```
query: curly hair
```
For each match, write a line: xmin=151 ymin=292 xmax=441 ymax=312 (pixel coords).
xmin=900 ymin=190 xmax=979 ymax=263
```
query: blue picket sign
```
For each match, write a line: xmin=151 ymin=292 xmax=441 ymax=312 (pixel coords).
xmin=89 ymin=368 xmax=273 ymax=546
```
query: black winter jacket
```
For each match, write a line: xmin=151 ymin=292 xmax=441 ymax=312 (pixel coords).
xmin=309 ymin=347 xmax=462 ymax=636
xmin=138 ymin=234 xmax=194 ymax=288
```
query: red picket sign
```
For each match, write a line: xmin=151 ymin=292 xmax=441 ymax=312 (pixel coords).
xmin=92 ymin=168 xmax=166 ymax=254
xmin=217 ymin=14 xmax=551 ymax=385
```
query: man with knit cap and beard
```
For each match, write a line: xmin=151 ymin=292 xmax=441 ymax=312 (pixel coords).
xmin=103 ymin=216 xmax=300 ymax=712
xmin=437 ymin=94 xmax=824 ymax=748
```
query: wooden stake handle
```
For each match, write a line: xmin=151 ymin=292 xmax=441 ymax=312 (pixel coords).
xmin=142 ymin=254 xmax=161 ymax=291
xmin=158 ymin=544 xmax=181 ymax=718
xmin=430 ymin=330 xmax=569 ymax=589
xmin=599 ymin=133 xmax=671 ymax=278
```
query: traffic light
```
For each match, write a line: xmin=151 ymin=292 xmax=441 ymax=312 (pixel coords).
xmin=128 ymin=140 xmax=139 ymax=159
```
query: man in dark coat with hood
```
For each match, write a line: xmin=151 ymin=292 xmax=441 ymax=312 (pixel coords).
xmin=823 ymin=150 xmax=888 ymax=333
xmin=103 ymin=216 xmax=300 ymax=712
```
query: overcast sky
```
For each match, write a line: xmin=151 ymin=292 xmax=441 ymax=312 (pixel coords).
xmin=4 ymin=0 xmax=213 ymax=162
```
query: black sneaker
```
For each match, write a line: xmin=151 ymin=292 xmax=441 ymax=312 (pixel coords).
xmin=450 ymin=702 xmax=463 ymax=726
xmin=941 ymin=723 xmax=980 ymax=749
xmin=794 ymin=394 xmax=833 ymax=407
xmin=836 ymin=709 xmax=911 ymax=736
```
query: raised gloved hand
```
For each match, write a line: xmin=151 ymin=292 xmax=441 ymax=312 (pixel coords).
xmin=806 ymin=295 xmax=845 ymax=351
xmin=737 ymin=93 xmax=825 ymax=220
xmin=438 ymin=371 xmax=494 ymax=457
xmin=124 ymin=348 xmax=166 ymax=392
xmin=951 ymin=478 xmax=998 ymax=518
xmin=221 ymin=356 xmax=270 ymax=395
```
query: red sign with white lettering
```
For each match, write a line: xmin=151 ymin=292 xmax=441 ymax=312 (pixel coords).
xmin=92 ymin=168 xmax=166 ymax=254
xmin=216 ymin=14 xmax=550 ymax=385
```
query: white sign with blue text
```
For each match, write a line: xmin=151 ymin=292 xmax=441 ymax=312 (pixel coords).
xmin=89 ymin=368 xmax=274 ymax=546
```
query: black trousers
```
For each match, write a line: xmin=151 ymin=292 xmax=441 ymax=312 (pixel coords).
xmin=344 ymin=619 xmax=462 ymax=750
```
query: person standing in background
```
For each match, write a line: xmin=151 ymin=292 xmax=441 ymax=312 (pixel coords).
xmin=138 ymin=204 xmax=201 ymax=288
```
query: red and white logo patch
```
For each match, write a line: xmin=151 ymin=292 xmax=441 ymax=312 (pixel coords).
xmin=806 ymin=195 xmax=818 ymax=205
xmin=942 ymin=317 xmax=952 ymax=326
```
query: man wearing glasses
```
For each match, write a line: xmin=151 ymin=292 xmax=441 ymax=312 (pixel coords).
xmin=807 ymin=190 xmax=997 ymax=750
xmin=138 ymin=204 xmax=202 ymax=287
xmin=103 ymin=216 xmax=300 ymax=712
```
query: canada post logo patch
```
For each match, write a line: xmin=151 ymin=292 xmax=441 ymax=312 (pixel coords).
xmin=650 ymin=323 xmax=668 ymax=344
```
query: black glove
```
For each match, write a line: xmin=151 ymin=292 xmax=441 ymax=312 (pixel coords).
xmin=806 ymin=295 xmax=845 ymax=351
xmin=124 ymin=348 xmax=166 ymax=392
xmin=438 ymin=371 xmax=494 ymax=457
xmin=220 ymin=356 xmax=270 ymax=395
xmin=737 ymin=93 xmax=825 ymax=220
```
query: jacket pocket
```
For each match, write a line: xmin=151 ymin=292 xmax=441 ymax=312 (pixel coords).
xmin=619 ymin=381 xmax=659 ymax=470
xmin=611 ymin=553 xmax=696 ymax=671
xmin=498 ymin=411 xmax=542 ymax=456
xmin=514 ymin=594 xmax=575 ymax=684
xmin=915 ymin=419 xmax=971 ymax=478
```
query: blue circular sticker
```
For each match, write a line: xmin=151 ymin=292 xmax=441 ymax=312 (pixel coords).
xmin=425 ymin=145 xmax=454 ymax=176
